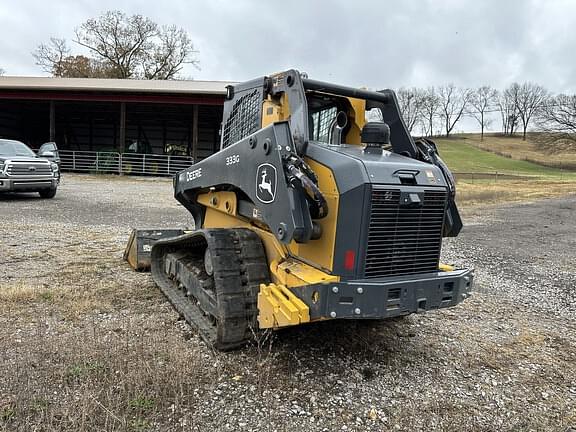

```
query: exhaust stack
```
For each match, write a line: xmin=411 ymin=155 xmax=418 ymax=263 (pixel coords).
xmin=329 ymin=111 xmax=348 ymax=146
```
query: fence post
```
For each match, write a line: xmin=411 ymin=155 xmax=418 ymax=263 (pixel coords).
xmin=143 ymin=154 xmax=146 ymax=174
xmin=96 ymin=152 xmax=99 ymax=171
xmin=118 ymin=153 xmax=122 ymax=175
xmin=73 ymin=151 xmax=76 ymax=170
xmin=167 ymin=156 xmax=171 ymax=175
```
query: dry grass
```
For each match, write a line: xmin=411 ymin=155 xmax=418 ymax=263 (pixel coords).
xmin=0 ymin=281 xmax=113 ymax=319
xmin=0 ymin=283 xmax=53 ymax=303
xmin=2 ymin=298 xmax=575 ymax=432
xmin=0 ymin=313 xmax=215 ymax=431
xmin=456 ymin=179 xmax=576 ymax=206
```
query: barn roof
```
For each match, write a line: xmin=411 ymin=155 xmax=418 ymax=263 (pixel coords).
xmin=0 ymin=76 xmax=234 ymax=95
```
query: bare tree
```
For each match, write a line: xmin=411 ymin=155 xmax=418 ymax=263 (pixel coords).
xmin=515 ymin=82 xmax=548 ymax=140
xmin=0 ymin=68 xmax=5 ymax=76
xmin=33 ymin=37 xmax=70 ymax=75
xmin=142 ymin=25 xmax=195 ymax=79
xmin=420 ymin=87 xmax=440 ymax=137
xmin=34 ymin=11 xmax=199 ymax=79
xmin=396 ymin=87 xmax=425 ymax=134
xmin=437 ymin=84 xmax=472 ymax=137
xmin=470 ymin=86 xmax=498 ymax=141
xmin=34 ymin=39 xmax=113 ymax=78
xmin=498 ymin=83 xmax=520 ymax=136
xmin=74 ymin=11 xmax=157 ymax=78
xmin=536 ymin=94 xmax=576 ymax=149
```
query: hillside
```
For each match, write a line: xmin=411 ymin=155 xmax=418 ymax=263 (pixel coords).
xmin=431 ymin=135 xmax=576 ymax=205
xmin=433 ymin=136 xmax=576 ymax=179
xmin=437 ymin=133 xmax=576 ymax=171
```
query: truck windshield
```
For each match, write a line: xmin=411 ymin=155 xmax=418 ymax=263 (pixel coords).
xmin=0 ymin=140 xmax=36 ymax=157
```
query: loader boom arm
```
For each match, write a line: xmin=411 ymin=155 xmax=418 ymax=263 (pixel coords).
xmin=175 ymin=121 xmax=315 ymax=244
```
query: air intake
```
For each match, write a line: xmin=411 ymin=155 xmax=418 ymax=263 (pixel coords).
xmin=364 ymin=187 xmax=447 ymax=278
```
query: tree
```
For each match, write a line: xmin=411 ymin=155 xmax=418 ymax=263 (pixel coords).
xmin=34 ymin=11 xmax=198 ymax=79
xmin=420 ymin=87 xmax=440 ymax=137
xmin=536 ymin=94 xmax=576 ymax=150
xmin=34 ymin=39 xmax=115 ymax=78
xmin=438 ymin=84 xmax=472 ymax=137
xmin=470 ymin=86 xmax=498 ymax=141
xmin=396 ymin=87 xmax=425 ymax=134
xmin=34 ymin=38 xmax=70 ymax=75
xmin=141 ymin=25 xmax=195 ymax=79
xmin=55 ymin=55 xmax=115 ymax=78
xmin=498 ymin=84 xmax=520 ymax=136
xmin=514 ymin=82 xmax=548 ymax=140
xmin=0 ymin=68 xmax=5 ymax=76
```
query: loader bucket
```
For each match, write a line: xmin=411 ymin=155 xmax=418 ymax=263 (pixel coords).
xmin=124 ymin=228 xmax=186 ymax=271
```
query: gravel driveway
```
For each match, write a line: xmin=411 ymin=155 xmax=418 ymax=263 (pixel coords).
xmin=0 ymin=174 xmax=574 ymax=432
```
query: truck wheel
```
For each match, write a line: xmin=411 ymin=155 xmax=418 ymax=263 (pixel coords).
xmin=39 ymin=188 xmax=57 ymax=199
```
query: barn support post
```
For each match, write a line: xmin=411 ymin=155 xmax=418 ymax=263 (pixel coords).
xmin=49 ymin=100 xmax=55 ymax=142
xmin=192 ymin=104 xmax=199 ymax=162
xmin=119 ymin=102 xmax=126 ymax=153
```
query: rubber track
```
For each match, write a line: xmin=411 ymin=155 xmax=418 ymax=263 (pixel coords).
xmin=150 ymin=228 xmax=269 ymax=351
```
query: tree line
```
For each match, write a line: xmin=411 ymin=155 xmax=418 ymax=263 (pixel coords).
xmin=395 ymin=83 xmax=576 ymax=144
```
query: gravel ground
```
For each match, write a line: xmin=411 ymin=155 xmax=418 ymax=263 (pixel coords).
xmin=0 ymin=174 xmax=575 ymax=432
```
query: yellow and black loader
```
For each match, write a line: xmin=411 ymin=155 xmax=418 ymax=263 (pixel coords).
xmin=125 ymin=70 xmax=473 ymax=350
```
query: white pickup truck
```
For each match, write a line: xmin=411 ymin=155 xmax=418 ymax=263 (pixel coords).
xmin=0 ymin=139 xmax=60 ymax=198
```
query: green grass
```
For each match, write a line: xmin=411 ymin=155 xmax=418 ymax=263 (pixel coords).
xmin=434 ymin=138 xmax=576 ymax=180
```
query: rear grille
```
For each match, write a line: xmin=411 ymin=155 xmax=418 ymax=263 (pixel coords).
xmin=6 ymin=163 xmax=51 ymax=176
xmin=364 ymin=187 xmax=447 ymax=278
xmin=221 ymin=89 xmax=261 ymax=148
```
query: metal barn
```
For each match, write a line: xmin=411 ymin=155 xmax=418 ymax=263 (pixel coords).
xmin=0 ymin=77 xmax=231 ymax=175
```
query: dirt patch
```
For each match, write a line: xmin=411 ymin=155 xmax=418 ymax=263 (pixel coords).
xmin=1 ymin=174 xmax=575 ymax=431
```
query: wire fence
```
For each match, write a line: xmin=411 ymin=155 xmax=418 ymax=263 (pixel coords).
xmin=59 ymin=150 xmax=194 ymax=176
xmin=453 ymin=172 xmax=533 ymax=182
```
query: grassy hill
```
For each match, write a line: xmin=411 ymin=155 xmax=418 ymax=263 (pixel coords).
xmin=433 ymin=135 xmax=576 ymax=180
xmin=437 ymin=133 xmax=576 ymax=171
xmin=429 ymin=134 xmax=576 ymax=206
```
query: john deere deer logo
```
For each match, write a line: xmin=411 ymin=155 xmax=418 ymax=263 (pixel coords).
xmin=256 ymin=163 xmax=277 ymax=203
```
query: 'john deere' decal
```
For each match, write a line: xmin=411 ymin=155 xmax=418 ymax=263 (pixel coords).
xmin=256 ymin=163 xmax=277 ymax=203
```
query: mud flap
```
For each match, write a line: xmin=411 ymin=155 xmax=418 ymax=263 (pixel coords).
xmin=124 ymin=228 xmax=186 ymax=271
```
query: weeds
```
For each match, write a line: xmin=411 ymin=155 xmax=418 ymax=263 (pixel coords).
xmin=128 ymin=396 xmax=155 ymax=411
xmin=128 ymin=418 xmax=151 ymax=431
xmin=67 ymin=361 xmax=107 ymax=379
xmin=1 ymin=407 xmax=15 ymax=422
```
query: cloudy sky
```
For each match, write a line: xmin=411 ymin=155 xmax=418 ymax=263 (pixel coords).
xmin=1 ymin=0 xmax=575 ymax=95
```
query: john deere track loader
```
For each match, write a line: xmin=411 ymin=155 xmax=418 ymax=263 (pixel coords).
xmin=126 ymin=70 xmax=473 ymax=350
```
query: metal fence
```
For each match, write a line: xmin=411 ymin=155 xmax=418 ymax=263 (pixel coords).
xmin=59 ymin=150 xmax=194 ymax=176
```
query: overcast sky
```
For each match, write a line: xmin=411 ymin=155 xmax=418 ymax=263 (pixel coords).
xmin=1 ymin=0 xmax=575 ymax=95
